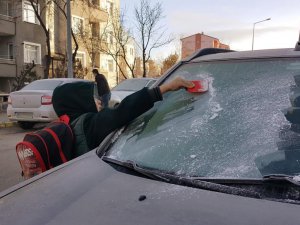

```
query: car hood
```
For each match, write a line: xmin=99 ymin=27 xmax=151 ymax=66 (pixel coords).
xmin=1 ymin=151 xmax=300 ymax=225
xmin=111 ymin=90 xmax=134 ymax=101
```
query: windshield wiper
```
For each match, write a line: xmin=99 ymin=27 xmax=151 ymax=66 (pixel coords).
xmin=102 ymin=156 xmax=170 ymax=182
xmin=263 ymin=174 xmax=300 ymax=186
xmin=102 ymin=156 xmax=261 ymax=199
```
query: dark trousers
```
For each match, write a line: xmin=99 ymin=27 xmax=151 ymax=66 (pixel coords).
xmin=101 ymin=92 xmax=111 ymax=108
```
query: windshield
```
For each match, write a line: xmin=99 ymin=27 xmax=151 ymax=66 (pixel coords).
xmin=22 ymin=80 xmax=63 ymax=91
xmin=106 ymin=58 xmax=300 ymax=179
xmin=112 ymin=79 xmax=153 ymax=91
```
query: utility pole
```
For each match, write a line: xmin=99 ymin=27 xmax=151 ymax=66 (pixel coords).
xmin=67 ymin=0 xmax=73 ymax=78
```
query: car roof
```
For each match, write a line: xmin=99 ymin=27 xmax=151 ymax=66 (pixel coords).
xmin=190 ymin=48 xmax=300 ymax=63
xmin=121 ymin=78 xmax=157 ymax=81
xmin=36 ymin=78 xmax=89 ymax=82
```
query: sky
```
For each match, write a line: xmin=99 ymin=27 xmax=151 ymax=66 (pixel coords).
xmin=120 ymin=0 xmax=300 ymax=60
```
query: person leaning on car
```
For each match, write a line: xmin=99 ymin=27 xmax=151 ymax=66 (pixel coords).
xmin=92 ymin=68 xmax=111 ymax=108
xmin=52 ymin=77 xmax=194 ymax=158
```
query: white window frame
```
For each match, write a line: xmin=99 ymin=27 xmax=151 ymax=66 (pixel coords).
xmin=23 ymin=41 xmax=41 ymax=64
xmin=75 ymin=51 xmax=86 ymax=67
xmin=108 ymin=59 xmax=114 ymax=72
xmin=72 ymin=15 xmax=84 ymax=34
xmin=107 ymin=1 xmax=114 ymax=15
xmin=100 ymin=56 xmax=108 ymax=71
xmin=0 ymin=0 xmax=13 ymax=17
xmin=23 ymin=0 xmax=40 ymax=24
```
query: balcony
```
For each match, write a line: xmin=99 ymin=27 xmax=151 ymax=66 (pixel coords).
xmin=72 ymin=2 xmax=108 ymax=23
xmin=0 ymin=14 xmax=15 ymax=36
xmin=0 ymin=57 xmax=16 ymax=78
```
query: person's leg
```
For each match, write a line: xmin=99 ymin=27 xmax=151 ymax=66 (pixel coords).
xmin=101 ymin=92 xmax=111 ymax=108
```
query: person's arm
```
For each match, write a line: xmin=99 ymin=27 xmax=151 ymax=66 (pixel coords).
xmin=159 ymin=77 xmax=194 ymax=94
xmin=111 ymin=77 xmax=194 ymax=126
xmin=87 ymin=77 xmax=195 ymax=149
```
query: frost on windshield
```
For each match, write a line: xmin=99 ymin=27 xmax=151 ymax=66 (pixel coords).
xmin=108 ymin=60 xmax=300 ymax=179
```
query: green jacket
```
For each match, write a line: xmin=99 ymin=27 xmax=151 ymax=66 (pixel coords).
xmin=52 ymin=81 xmax=162 ymax=158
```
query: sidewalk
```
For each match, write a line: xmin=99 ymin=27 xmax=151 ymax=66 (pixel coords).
xmin=0 ymin=109 xmax=16 ymax=128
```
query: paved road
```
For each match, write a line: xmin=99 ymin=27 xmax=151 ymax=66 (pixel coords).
xmin=0 ymin=126 xmax=25 ymax=192
xmin=0 ymin=123 xmax=47 ymax=193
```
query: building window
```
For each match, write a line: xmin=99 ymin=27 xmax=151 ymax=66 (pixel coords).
xmin=72 ymin=16 xmax=84 ymax=34
xmin=23 ymin=1 xmax=39 ymax=24
xmin=92 ymin=53 xmax=100 ymax=68
xmin=213 ymin=40 xmax=219 ymax=48
xmin=108 ymin=59 xmax=114 ymax=72
xmin=75 ymin=52 xmax=86 ymax=67
xmin=91 ymin=0 xmax=100 ymax=6
xmin=0 ymin=0 xmax=13 ymax=16
xmin=90 ymin=22 xmax=99 ymax=37
xmin=130 ymin=48 xmax=134 ymax=56
xmin=108 ymin=1 xmax=114 ymax=15
xmin=24 ymin=42 xmax=41 ymax=64
xmin=109 ymin=31 xmax=113 ymax=44
xmin=8 ymin=44 xmax=14 ymax=60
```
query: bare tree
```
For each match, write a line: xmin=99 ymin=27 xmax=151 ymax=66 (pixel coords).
xmin=28 ymin=0 xmax=80 ymax=78
xmin=28 ymin=0 xmax=51 ymax=79
xmin=134 ymin=0 xmax=173 ymax=77
xmin=13 ymin=62 xmax=39 ymax=91
xmin=100 ymin=9 xmax=136 ymax=80
xmin=77 ymin=17 xmax=105 ymax=69
xmin=51 ymin=0 xmax=79 ymax=68
xmin=77 ymin=5 xmax=136 ymax=82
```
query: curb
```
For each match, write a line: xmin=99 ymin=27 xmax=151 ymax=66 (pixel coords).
xmin=0 ymin=121 xmax=17 ymax=128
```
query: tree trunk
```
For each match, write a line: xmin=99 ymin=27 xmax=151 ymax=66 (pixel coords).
xmin=142 ymin=52 xmax=147 ymax=77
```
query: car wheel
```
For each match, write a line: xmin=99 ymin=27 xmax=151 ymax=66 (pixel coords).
xmin=18 ymin=121 xmax=35 ymax=130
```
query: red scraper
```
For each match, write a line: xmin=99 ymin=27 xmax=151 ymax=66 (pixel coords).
xmin=187 ymin=80 xmax=209 ymax=93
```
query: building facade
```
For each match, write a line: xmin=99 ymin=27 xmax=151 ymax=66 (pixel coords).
xmin=0 ymin=0 xmax=121 ymax=93
xmin=181 ymin=33 xmax=230 ymax=59
xmin=0 ymin=0 xmax=46 ymax=93
xmin=49 ymin=0 xmax=120 ymax=87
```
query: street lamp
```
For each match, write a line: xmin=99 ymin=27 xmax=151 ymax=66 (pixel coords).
xmin=251 ymin=18 xmax=271 ymax=50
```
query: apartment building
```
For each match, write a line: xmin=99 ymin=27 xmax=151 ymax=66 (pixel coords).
xmin=0 ymin=0 xmax=46 ymax=93
xmin=0 ymin=0 xmax=121 ymax=93
xmin=181 ymin=33 xmax=230 ymax=59
xmin=117 ymin=36 xmax=136 ymax=82
xmin=71 ymin=0 xmax=120 ymax=87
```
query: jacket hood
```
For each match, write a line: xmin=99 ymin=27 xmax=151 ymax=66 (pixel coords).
xmin=52 ymin=81 xmax=97 ymax=120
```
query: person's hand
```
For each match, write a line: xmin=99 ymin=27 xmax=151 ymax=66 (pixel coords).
xmin=159 ymin=77 xmax=194 ymax=94
xmin=94 ymin=98 xmax=102 ymax=111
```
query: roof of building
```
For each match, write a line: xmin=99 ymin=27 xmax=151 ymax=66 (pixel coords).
xmin=180 ymin=33 xmax=220 ymax=41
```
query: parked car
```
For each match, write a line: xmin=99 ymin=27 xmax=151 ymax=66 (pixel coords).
xmin=109 ymin=78 xmax=157 ymax=107
xmin=2 ymin=45 xmax=300 ymax=225
xmin=7 ymin=78 xmax=91 ymax=129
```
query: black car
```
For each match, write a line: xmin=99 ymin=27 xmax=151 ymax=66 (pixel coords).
xmin=1 ymin=44 xmax=300 ymax=224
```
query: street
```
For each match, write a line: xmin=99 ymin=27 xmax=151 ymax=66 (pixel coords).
xmin=0 ymin=126 xmax=25 ymax=192
xmin=0 ymin=124 xmax=46 ymax=193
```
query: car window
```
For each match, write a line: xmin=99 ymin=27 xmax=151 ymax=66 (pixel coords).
xmin=22 ymin=80 xmax=63 ymax=90
xmin=112 ymin=79 xmax=153 ymax=91
xmin=106 ymin=58 xmax=300 ymax=179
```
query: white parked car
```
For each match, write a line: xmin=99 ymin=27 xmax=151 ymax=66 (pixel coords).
xmin=109 ymin=78 xmax=157 ymax=107
xmin=7 ymin=78 xmax=91 ymax=129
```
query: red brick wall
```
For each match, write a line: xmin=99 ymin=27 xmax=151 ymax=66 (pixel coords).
xmin=181 ymin=35 xmax=198 ymax=59
xmin=181 ymin=33 xmax=230 ymax=59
